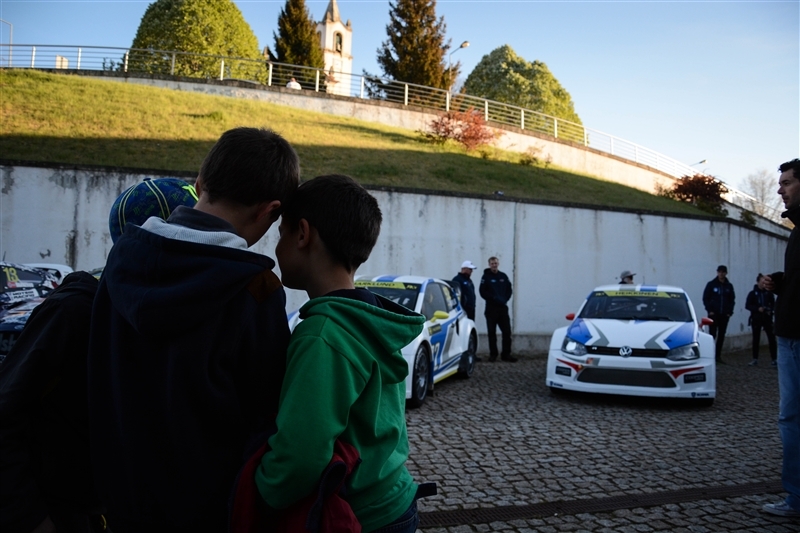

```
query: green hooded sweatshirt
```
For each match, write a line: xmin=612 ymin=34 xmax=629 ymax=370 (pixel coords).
xmin=255 ymin=295 xmax=425 ymax=532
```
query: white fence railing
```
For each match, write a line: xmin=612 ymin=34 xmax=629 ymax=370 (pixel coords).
xmin=0 ymin=43 xmax=784 ymax=223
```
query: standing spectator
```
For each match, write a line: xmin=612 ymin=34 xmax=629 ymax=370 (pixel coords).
xmin=87 ymin=128 xmax=300 ymax=531
xmin=479 ymin=256 xmax=516 ymax=362
xmin=702 ymin=265 xmax=735 ymax=362
xmin=619 ymin=270 xmax=635 ymax=284
xmin=286 ymin=77 xmax=302 ymax=90
xmin=761 ymin=158 xmax=800 ymax=518
xmin=745 ymin=273 xmax=777 ymax=366
xmin=452 ymin=260 xmax=477 ymax=320
xmin=0 ymin=178 xmax=197 ymax=533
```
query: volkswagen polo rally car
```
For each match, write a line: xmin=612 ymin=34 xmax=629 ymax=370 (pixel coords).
xmin=546 ymin=285 xmax=716 ymax=406
xmin=288 ymin=275 xmax=478 ymax=408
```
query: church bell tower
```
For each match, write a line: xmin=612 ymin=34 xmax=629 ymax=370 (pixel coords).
xmin=316 ymin=0 xmax=353 ymax=96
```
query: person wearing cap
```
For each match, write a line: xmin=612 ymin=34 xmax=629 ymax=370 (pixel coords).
xmin=452 ymin=261 xmax=477 ymax=321
xmin=619 ymin=270 xmax=635 ymax=284
xmin=702 ymin=264 xmax=736 ymax=362
xmin=479 ymin=257 xmax=516 ymax=362
xmin=0 ymin=178 xmax=197 ymax=533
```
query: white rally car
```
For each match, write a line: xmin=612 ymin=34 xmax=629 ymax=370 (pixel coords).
xmin=546 ymin=285 xmax=716 ymax=406
xmin=288 ymin=275 xmax=478 ymax=408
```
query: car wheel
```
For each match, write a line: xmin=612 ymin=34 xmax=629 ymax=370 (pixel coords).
xmin=408 ymin=345 xmax=429 ymax=408
xmin=458 ymin=332 xmax=477 ymax=379
xmin=695 ymin=398 xmax=714 ymax=407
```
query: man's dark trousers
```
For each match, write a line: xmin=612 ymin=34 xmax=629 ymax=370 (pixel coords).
xmin=752 ymin=316 xmax=777 ymax=361
xmin=709 ymin=315 xmax=730 ymax=361
xmin=485 ymin=303 xmax=511 ymax=360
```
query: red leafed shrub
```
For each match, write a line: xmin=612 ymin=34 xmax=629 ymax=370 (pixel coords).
xmin=424 ymin=108 xmax=496 ymax=151
xmin=661 ymin=174 xmax=729 ymax=216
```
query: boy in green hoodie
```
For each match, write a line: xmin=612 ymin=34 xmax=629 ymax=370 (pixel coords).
xmin=255 ymin=174 xmax=426 ymax=532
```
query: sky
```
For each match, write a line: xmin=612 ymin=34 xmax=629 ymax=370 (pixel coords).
xmin=0 ymin=0 xmax=797 ymax=191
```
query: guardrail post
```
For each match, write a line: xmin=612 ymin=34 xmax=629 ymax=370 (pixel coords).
xmin=446 ymin=92 xmax=450 ymax=112
xmin=315 ymin=70 xmax=320 ymax=92
xmin=77 ymin=48 xmax=81 ymax=70
xmin=610 ymin=137 xmax=614 ymax=155
xmin=170 ymin=53 xmax=176 ymax=75
xmin=484 ymin=100 xmax=488 ymax=121
xmin=584 ymin=129 xmax=588 ymax=146
xmin=404 ymin=84 xmax=408 ymax=106
xmin=360 ymin=76 xmax=365 ymax=99
xmin=634 ymin=145 xmax=638 ymax=163
xmin=554 ymin=118 xmax=558 ymax=139
xmin=30 ymin=46 xmax=36 ymax=68
xmin=219 ymin=59 xmax=224 ymax=80
xmin=520 ymin=110 xmax=524 ymax=130
xmin=268 ymin=63 xmax=273 ymax=86
xmin=123 ymin=51 xmax=128 ymax=73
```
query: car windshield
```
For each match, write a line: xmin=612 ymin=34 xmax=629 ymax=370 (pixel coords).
xmin=579 ymin=289 xmax=693 ymax=322
xmin=355 ymin=281 xmax=420 ymax=311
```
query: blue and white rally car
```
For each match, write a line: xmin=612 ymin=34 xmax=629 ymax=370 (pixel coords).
xmin=546 ymin=285 xmax=716 ymax=406
xmin=288 ymin=275 xmax=478 ymax=408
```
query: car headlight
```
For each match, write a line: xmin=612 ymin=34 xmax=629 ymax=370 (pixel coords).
xmin=561 ymin=337 xmax=587 ymax=356
xmin=666 ymin=343 xmax=700 ymax=361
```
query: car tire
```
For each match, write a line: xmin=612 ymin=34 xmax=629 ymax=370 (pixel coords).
xmin=458 ymin=332 xmax=477 ymax=379
xmin=408 ymin=345 xmax=429 ymax=409
xmin=695 ymin=398 xmax=714 ymax=407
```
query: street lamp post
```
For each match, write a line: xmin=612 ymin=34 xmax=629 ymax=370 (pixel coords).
xmin=448 ymin=40 xmax=469 ymax=93
xmin=0 ymin=19 xmax=12 ymax=67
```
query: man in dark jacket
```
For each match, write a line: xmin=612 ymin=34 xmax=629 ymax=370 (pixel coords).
xmin=702 ymin=265 xmax=735 ymax=362
xmin=762 ymin=158 xmax=800 ymax=518
xmin=0 ymin=178 xmax=197 ymax=533
xmin=479 ymin=256 xmax=516 ymax=362
xmin=745 ymin=273 xmax=777 ymax=366
xmin=87 ymin=128 xmax=300 ymax=532
xmin=452 ymin=260 xmax=477 ymax=320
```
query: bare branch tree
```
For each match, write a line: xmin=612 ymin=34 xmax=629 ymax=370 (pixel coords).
xmin=742 ymin=168 xmax=784 ymax=220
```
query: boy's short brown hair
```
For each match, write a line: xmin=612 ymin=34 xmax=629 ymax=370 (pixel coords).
xmin=282 ymin=174 xmax=381 ymax=272
xmin=198 ymin=127 xmax=300 ymax=207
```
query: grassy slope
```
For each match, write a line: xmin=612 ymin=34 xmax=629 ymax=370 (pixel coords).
xmin=0 ymin=69 xmax=702 ymax=215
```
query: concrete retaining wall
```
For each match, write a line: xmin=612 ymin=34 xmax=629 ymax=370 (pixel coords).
xmin=1 ymin=164 xmax=788 ymax=355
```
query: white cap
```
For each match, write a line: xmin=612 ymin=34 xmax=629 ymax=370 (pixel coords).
xmin=461 ymin=260 xmax=477 ymax=269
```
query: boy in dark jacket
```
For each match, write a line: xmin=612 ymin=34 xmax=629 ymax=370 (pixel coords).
xmin=702 ymin=265 xmax=736 ymax=362
xmin=87 ymin=128 xmax=300 ymax=532
xmin=745 ymin=273 xmax=777 ymax=366
xmin=0 ymin=178 xmax=197 ymax=533
xmin=255 ymin=175 xmax=426 ymax=533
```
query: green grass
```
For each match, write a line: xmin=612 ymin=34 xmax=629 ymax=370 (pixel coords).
xmin=0 ymin=69 xmax=703 ymax=215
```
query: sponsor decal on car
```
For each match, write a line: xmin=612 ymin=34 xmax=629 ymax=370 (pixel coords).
xmin=355 ymin=281 xmax=421 ymax=291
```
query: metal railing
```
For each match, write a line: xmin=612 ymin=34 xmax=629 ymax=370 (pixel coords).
xmin=0 ymin=43 xmax=783 ymax=223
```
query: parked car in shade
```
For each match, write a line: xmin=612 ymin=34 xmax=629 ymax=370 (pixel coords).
xmin=287 ymin=275 xmax=479 ymax=408
xmin=546 ymin=285 xmax=716 ymax=406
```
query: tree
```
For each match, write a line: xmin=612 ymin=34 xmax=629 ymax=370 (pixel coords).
xmin=422 ymin=108 xmax=496 ymax=151
xmin=462 ymin=45 xmax=582 ymax=126
xmin=742 ymin=168 xmax=783 ymax=220
xmin=661 ymin=174 xmax=729 ymax=217
xmin=130 ymin=0 xmax=263 ymax=80
xmin=272 ymin=0 xmax=324 ymax=70
xmin=375 ymin=0 xmax=455 ymax=89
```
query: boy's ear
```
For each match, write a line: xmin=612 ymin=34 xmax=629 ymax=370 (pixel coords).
xmin=296 ymin=219 xmax=312 ymax=250
xmin=255 ymin=200 xmax=282 ymax=224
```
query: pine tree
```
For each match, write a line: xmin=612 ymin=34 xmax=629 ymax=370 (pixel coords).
xmin=130 ymin=0 xmax=263 ymax=80
xmin=273 ymin=0 xmax=325 ymax=69
xmin=376 ymin=0 xmax=455 ymax=89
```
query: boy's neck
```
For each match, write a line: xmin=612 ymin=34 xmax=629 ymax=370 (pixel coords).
xmin=306 ymin=269 xmax=355 ymax=300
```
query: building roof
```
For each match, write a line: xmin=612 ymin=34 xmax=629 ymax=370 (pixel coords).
xmin=324 ymin=0 xmax=340 ymax=22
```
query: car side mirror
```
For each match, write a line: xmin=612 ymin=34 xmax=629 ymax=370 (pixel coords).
xmin=566 ymin=313 xmax=575 ymax=320
xmin=701 ymin=317 xmax=714 ymax=326
xmin=432 ymin=310 xmax=449 ymax=321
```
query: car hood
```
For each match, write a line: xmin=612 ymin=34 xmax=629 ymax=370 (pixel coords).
xmin=566 ymin=318 xmax=696 ymax=350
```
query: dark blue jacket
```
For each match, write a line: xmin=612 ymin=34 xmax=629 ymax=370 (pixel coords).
xmin=479 ymin=268 xmax=513 ymax=307
xmin=452 ymin=272 xmax=476 ymax=313
xmin=87 ymin=212 xmax=289 ymax=532
xmin=702 ymin=277 xmax=735 ymax=316
xmin=745 ymin=284 xmax=775 ymax=324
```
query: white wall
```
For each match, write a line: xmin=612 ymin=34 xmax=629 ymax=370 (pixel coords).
xmin=1 ymin=164 xmax=788 ymax=354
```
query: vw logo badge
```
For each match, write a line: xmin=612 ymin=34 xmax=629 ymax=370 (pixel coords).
xmin=619 ymin=346 xmax=633 ymax=357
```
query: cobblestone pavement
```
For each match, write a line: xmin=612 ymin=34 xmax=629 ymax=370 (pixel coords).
xmin=405 ymin=348 xmax=799 ymax=532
